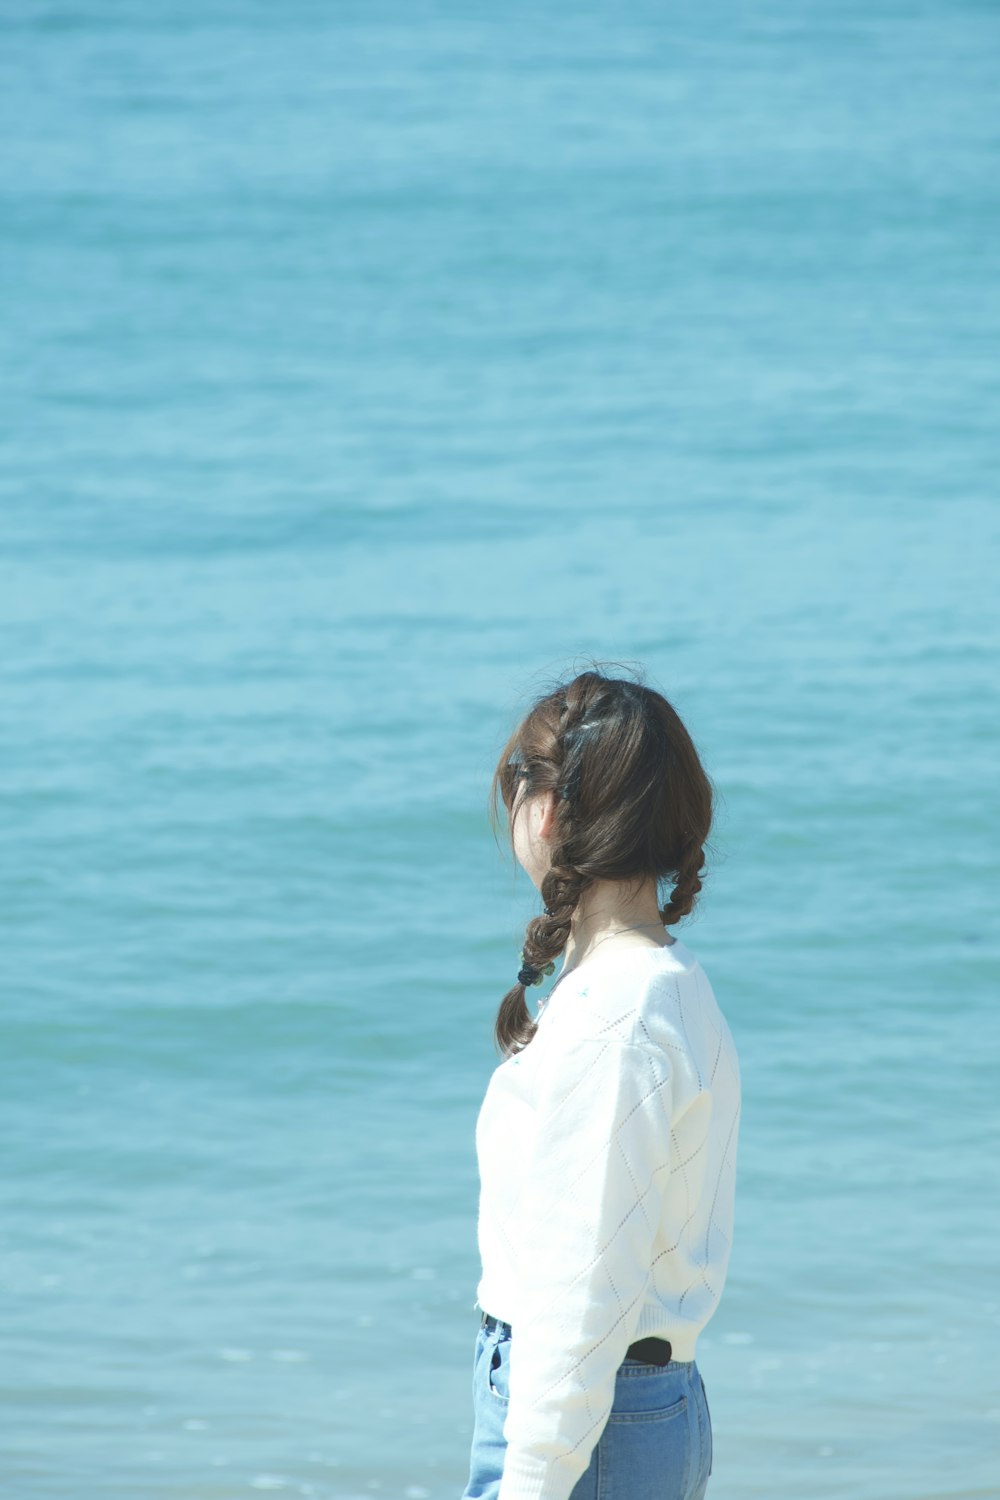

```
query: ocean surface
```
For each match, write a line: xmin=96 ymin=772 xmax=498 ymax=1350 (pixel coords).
xmin=2 ymin=2 xmax=998 ymax=1497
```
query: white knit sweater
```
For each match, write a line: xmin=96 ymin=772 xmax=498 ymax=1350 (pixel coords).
xmin=473 ymin=936 xmax=741 ymax=1500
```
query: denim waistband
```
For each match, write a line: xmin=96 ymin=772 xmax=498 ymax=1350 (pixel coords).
xmin=478 ymin=1308 xmax=690 ymax=1366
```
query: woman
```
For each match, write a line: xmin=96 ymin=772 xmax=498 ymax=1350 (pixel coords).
xmin=461 ymin=666 xmax=741 ymax=1500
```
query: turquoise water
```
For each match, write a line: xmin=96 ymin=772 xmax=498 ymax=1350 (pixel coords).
xmin=2 ymin=3 xmax=999 ymax=1497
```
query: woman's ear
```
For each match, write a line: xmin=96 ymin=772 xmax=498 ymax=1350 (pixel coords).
xmin=537 ymin=789 xmax=558 ymax=842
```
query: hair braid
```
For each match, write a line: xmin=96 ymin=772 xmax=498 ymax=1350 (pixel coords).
xmin=493 ymin=688 xmax=600 ymax=1056
xmin=658 ymin=840 xmax=706 ymax=925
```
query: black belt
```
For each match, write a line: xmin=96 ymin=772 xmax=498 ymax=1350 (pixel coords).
xmin=480 ymin=1310 xmax=672 ymax=1367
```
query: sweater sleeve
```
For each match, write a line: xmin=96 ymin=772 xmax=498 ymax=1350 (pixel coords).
xmin=497 ymin=1027 xmax=674 ymax=1500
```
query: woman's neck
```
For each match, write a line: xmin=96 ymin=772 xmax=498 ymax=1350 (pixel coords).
xmin=560 ymin=877 xmax=673 ymax=972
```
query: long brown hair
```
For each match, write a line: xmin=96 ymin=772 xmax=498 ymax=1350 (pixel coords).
xmin=488 ymin=662 xmax=716 ymax=1058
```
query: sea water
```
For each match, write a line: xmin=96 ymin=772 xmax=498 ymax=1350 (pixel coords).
xmin=1 ymin=2 xmax=998 ymax=1497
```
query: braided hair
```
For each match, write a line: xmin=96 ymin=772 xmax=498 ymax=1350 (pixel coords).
xmin=487 ymin=663 xmax=714 ymax=1058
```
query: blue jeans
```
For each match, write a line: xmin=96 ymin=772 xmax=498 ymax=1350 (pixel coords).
xmin=460 ymin=1317 xmax=713 ymax=1499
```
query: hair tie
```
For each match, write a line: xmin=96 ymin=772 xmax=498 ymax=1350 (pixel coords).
xmin=518 ymin=950 xmax=555 ymax=987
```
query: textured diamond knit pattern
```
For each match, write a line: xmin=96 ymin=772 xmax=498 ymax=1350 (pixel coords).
xmin=474 ymin=952 xmax=741 ymax=1500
